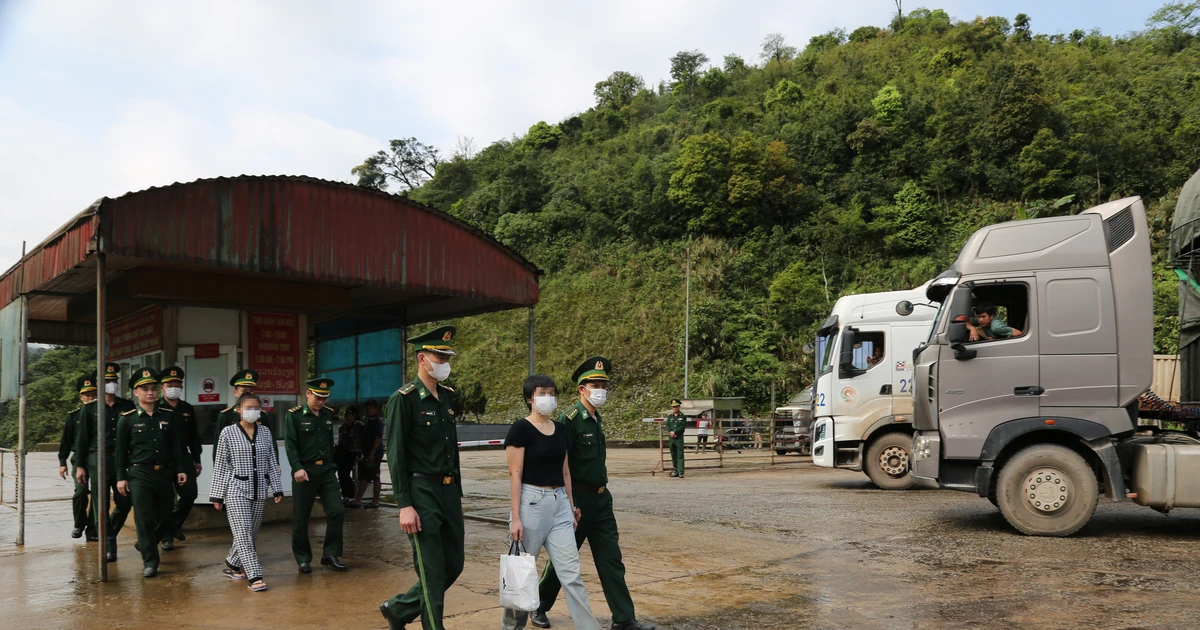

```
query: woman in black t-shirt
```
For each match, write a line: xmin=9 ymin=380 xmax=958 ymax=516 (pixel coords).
xmin=502 ymin=375 xmax=599 ymax=630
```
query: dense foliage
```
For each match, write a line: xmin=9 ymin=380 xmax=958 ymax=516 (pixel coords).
xmin=349 ymin=5 xmax=1200 ymax=437
xmin=0 ymin=346 xmax=94 ymax=449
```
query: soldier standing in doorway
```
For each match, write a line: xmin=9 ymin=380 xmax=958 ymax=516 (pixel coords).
xmin=379 ymin=325 xmax=464 ymax=630
xmin=75 ymin=362 xmax=136 ymax=563
xmin=159 ymin=366 xmax=201 ymax=549
xmin=532 ymin=357 xmax=655 ymax=630
xmin=59 ymin=376 xmax=98 ymax=541
xmin=214 ymin=370 xmax=258 ymax=463
xmin=665 ymin=399 xmax=686 ymax=479
xmin=115 ymin=368 xmax=188 ymax=578
xmin=284 ymin=377 xmax=347 ymax=573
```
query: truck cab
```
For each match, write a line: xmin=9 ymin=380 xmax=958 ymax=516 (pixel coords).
xmin=810 ymin=287 xmax=936 ymax=489
xmin=908 ymin=197 xmax=1155 ymax=535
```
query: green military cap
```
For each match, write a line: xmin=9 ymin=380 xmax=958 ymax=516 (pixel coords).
xmin=306 ymin=377 xmax=334 ymax=398
xmin=230 ymin=369 xmax=259 ymax=388
xmin=131 ymin=367 xmax=160 ymax=389
xmin=572 ymin=356 xmax=611 ymax=385
xmin=77 ymin=375 xmax=98 ymax=395
xmin=104 ymin=362 xmax=121 ymax=381
xmin=671 ymin=399 xmax=682 ymax=407
xmin=408 ymin=325 xmax=456 ymax=356
xmin=160 ymin=365 xmax=186 ymax=384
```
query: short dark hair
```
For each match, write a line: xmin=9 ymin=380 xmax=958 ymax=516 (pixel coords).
xmin=523 ymin=374 xmax=558 ymax=409
xmin=974 ymin=303 xmax=998 ymax=316
xmin=236 ymin=392 xmax=262 ymax=409
xmin=344 ymin=405 xmax=360 ymax=419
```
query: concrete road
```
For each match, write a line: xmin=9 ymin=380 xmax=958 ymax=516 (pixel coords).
xmin=3 ymin=449 xmax=1200 ymax=629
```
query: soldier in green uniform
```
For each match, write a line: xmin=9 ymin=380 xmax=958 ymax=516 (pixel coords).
xmin=284 ymin=377 xmax=347 ymax=573
xmin=379 ymin=325 xmax=463 ymax=630
xmin=115 ymin=368 xmax=188 ymax=578
xmin=533 ymin=357 xmax=655 ymax=630
xmin=59 ymin=376 xmax=98 ymax=540
xmin=213 ymin=370 xmax=258 ymax=463
xmin=75 ymin=362 xmax=137 ymax=562
xmin=665 ymin=399 xmax=687 ymax=479
xmin=159 ymin=366 xmax=201 ymax=549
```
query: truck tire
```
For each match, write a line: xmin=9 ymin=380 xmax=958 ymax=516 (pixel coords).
xmin=995 ymin=444 xmax=1099 ymax=537
xmin=864 ymin=432 xmax=914 ymax=490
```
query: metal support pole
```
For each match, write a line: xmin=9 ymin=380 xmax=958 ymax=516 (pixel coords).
xmin=399 ymin=324 xmax=407 ymax=383
xmin=16 ymin=293 xmax=27 ymax=546
xmin=684 ymin=241 xmax=690 ymax=399
xmin=527 ymin=307 xmax=535 ymax=377
xmin=96 ymin=251 xmax=108 ymax=582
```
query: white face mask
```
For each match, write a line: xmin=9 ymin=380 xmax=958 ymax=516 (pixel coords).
xmin=533 ymin=395 xmax=557 ymax=415
xmin=104 ymin=382 xmax=118 ymax=395
xmin=586 ymin=388 xmax=608 ymax=408
xmin=164 ymin=387 xmax=183 ymax=400
xmin=241 ymin=408 xmax=261 ymax=423
xmin=425 ymin=357 xmax=451 ymax=382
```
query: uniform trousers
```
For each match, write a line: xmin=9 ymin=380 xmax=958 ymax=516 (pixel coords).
xmin=225 ymin=496 xmax=267 ymax=580
xmin=669 ymin=437 xmax=685 ymax=476
xmin=291 ymin=462 xmax=344 ymax=563
xmin=166 ymin=466 xmax=198 ymax=542
xmin=386 ymin=477 xmax=465 ymax=630
xmin=71 ymin=463 xmax=95 ymax=534
xmin=539 ymin=489 xmax=637 ymax=623
xmin=503 ymin=486 xmax=599 ymax=630
xmin=129 ymin=467 xmax=175 ymax=568
xmin=87 ymin=454 xmax=132 ymax=546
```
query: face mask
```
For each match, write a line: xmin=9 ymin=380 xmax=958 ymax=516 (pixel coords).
xmin=241 ymin=408 xmax=261 ymax=422
xmin=425 ymin=358 xmax=451 ymax=382
xmin=533 ymin=395 xmax=557 ymax=415
xmin=586 ymin=388 xmax=608 ymax=408
xmin=104 ymin=382 xmax=118 ymax=395
xmin=164 ymin=387 xmax=183 ymax=400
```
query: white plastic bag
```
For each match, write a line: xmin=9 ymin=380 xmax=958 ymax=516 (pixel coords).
xmin=499 ymin=541 xmax=540 ymax=612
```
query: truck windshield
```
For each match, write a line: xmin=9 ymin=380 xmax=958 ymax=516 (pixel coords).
xmin=816 ymin=327 xmax=838 ymax=375
xmin=927 ymin=299 xmax=949 ymax=344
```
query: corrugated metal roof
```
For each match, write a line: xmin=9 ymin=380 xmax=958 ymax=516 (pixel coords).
xmin=0 ymin=175 xmax=541 ymax=318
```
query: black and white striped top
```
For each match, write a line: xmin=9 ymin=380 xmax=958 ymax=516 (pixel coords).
xmin=211 ymin=423 xmax=283 ymax=503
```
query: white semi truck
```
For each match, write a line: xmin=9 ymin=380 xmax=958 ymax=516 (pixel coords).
xmin=810 ymin=287 xmax=936 ymax=489
xmin=904 ymin=186 xmax=1200 ymax=536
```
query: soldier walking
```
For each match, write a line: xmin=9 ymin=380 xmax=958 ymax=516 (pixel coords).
xmin=159 ymin=366 xmax=201 ymax=549
xmin=379 ymin=326 xmax=464 ymax=630
xmin=75 ymin=362 xmax=136 ymax=562
xmin=59 ymin=376 xmax=98 ymax=540
xmin=284 ymin=377 xmax=347 ymax=573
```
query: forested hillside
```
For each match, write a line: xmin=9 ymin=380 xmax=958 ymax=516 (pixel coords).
xmin=350 ymin=5 xmax=1200 ymax=437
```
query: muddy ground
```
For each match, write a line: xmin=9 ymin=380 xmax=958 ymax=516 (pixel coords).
xmin=4 ymin=448 xmax=1200 ymax=629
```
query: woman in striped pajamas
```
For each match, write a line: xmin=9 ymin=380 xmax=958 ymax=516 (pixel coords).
xmin=211 ymin=393 xmax=282 ymax=592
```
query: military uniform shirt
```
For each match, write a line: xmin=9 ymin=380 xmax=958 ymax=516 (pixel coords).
xmin=385 ymin=378 xmax=461 ymax=508
xmin=558 ymin=400 xmax=608 ymax=488
xmin=162 ymin=399 xmax=202 ymax=464
xmin=76 ymin=397 xmax=137 ymax=459
xmin=665 ymin=411 xmax=687 ymax=438
xmin=58 ymin=406 xmax=85 ymax=468
xmin=283 ymin=404 xmax=336 ymax=473
xmin=115 ymin=405 xmax=186 ymax=481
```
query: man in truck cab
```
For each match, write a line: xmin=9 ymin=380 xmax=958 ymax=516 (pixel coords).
xmin=966 ymin=304 xmax=1021 ymax=341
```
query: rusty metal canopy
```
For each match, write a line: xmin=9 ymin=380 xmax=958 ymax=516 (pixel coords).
xmin=0 ymin=175 xmax=541 ymax=344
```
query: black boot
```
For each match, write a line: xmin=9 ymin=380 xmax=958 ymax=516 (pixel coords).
xmin=379 ymin=602 xmax=406 ymax=630
xmin=321 ymin=556 xmax=349 ymax=571
xmin=530 ymin=611 xmax=551 ymax=628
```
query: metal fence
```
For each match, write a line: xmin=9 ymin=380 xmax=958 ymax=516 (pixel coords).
xmin=0 ymin=447 xmax=17 ymax=511
xmin=648 ymin=413 xmax=811 ymax=475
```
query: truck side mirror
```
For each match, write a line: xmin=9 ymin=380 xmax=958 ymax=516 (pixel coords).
xmin=896 ymin=300 xmax=914 ymax=317
xmin=947 ymin=321 xmax=969 ymax=344
xmin=951 ymin=343 xmax=977 ymax=361
xmin=838 ymin=328 xmax=864 ymax=379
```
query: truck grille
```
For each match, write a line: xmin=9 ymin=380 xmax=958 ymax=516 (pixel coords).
xmin=927 ymin=364 xmax=937 ymax=409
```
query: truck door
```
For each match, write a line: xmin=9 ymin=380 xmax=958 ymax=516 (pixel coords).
xmin=831 ymin=326 xmax=891 ymax=436
xmin=937 ymin=280 xmax=1040 ymax=459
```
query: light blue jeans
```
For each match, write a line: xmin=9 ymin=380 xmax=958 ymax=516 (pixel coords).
xmin=503 ymin=485 xmax=600 ymax=630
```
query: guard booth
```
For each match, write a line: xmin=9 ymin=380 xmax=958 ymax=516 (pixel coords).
xmin=0 ymin=176 xmax=541 ymax=574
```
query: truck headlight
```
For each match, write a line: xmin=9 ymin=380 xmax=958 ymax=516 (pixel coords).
xmin=913 ymin=435 xmax=932 ymax=461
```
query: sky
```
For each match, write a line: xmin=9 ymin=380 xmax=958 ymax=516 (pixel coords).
xmin=0 ymin=0 xmax=1160 ymax=271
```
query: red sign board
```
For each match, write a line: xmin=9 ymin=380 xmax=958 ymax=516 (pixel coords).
xmin=248 ymin=312 xmax=301 ymax=394
xmin=106 ymin=307 xmax=163 ymax=362
xmin=194 ymin=343 xmax=220 ymax=359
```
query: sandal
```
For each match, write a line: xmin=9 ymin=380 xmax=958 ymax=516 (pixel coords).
xmin=248 ymin=578 xmax=269 ymax=592
xmin=223 ymin=568 xmax=247 ymax=580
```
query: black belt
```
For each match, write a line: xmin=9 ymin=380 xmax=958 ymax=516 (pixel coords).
xmin=412 ymin=472 xmax=455 ymax=485
xmin=134 ymin=463 xmax=169 ymax=471
xmin=302 ymin=459 xmax=328 ymax=466
xmin=573 ymin=483 xmax=606 ymax=494
xmin=234 ymin=474 xmax=270 ymax=481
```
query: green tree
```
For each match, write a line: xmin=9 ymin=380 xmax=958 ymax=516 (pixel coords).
xmin=1146 ymin=1 xmax=1200 ymax=53
xmin=760 ymin=33 xmax=796 ymax=64
xmin=351 ymin=137 xmax=441 ymax=191
xmin=668 ymin=133 xmax=731 ymax=233
xmin=670 ymin=50 xmax=710 ymax=93
xmin=0 ymin=346 xmax=95 ymax=449
xmin=594 ymin=71 xmax=644 ymax=109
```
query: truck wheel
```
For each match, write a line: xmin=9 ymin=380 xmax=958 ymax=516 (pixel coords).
xmin=775 ymin=449 xmax=788 ymax=456
xmin=995 ymin=444 xmax=1098 ymax=537
xmin=864 ymin=433 xmax=914 ymax=490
